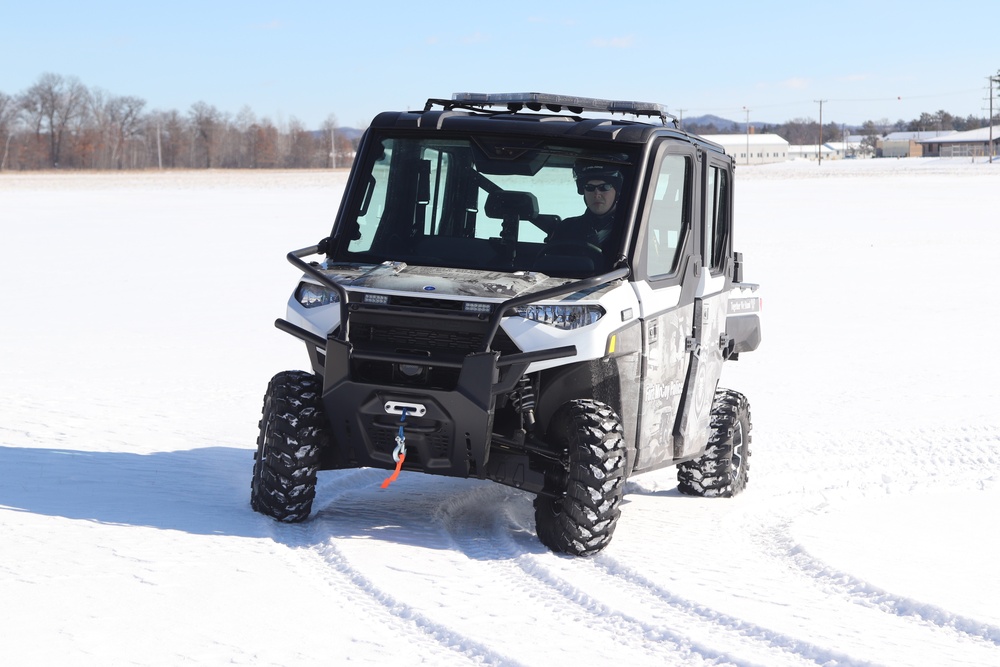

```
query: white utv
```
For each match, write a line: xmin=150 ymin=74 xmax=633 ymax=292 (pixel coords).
xmin=251 ymin=93 xmax=762 ymax=556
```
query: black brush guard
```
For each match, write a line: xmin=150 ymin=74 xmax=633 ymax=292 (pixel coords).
xmin=276 ymin=245 xmax=629 ymax=493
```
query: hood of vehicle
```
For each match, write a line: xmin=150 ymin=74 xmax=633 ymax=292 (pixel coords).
xmin=317 ymin=261 xmax=614 ymax=300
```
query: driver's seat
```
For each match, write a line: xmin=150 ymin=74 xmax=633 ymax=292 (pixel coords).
xmin=484 ymin=191 xmax=538 ymax=244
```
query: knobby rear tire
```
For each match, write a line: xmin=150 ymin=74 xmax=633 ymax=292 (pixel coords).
xmin=676 ymin=389 xmax=751 ymax=497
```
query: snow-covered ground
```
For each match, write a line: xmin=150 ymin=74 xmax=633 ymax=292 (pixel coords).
xmin=2 ymin=158 xmax=999 ymax=666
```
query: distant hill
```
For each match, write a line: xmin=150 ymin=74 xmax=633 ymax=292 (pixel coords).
xmin=335 ymin=126 xmax=364 ymax=142
xmin=680 ymin=114 xmax=768 ymax=132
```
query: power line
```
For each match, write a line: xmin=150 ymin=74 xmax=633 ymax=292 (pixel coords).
xmin=683 ymin=88 xmax=986 ymax=120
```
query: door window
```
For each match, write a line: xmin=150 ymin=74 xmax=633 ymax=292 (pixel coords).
xmin=705 ymin=164 xmax=730 ymax=273
xmin=645 ymin=154 xmax=690 ymax=278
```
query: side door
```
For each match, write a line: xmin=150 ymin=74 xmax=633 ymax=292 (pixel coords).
xmin=631 ymin=142 xmax=700 ymax=472
xmin=673 ymin=151 xmax=734 ymax=458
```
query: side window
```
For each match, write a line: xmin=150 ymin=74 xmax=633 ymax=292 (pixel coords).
xmin=348 ymin=142 xmax=451 ymax=253
xmin=348 ymin=143 xmax=392 ymax=253
xmin=646 ymin=154 xmax=689 ymax=277
xmin=706 ymin=164 xmax=730 ymax=272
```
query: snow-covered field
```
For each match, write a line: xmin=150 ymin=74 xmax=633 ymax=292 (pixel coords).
xmin=2 ymin=158 xmax=999 ymax=666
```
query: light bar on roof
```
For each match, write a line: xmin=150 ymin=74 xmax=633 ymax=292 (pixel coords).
xmin=451 ymin=92 xmax=675 ymax=124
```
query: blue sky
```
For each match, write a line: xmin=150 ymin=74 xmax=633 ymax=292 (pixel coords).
xmin=4 ymin=0 xmax=996 ymax=129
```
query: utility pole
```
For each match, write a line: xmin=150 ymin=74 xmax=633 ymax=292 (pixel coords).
xmin=676 ymin=108 xmax=686 ymax=129
xmin=330 ymin=127 xmax=337 ymax=169
xmin=990 ymin=71 xmax=1000 ymax=164
xmin=742 ymin=106 xmax=751 ymax=165
xmin=815 ymin=99 xmax=827 ymax=165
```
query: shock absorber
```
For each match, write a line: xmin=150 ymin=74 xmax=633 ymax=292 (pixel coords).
xmin=510 ymin=376 xmax=536 ymax=429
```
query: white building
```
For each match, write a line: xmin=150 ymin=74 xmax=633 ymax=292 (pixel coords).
xmin=826 ymin=138 xmax=871 ymax=159
xmin=699 ymin=133 xmax=790 ymax=165
xmin=788 ymin=144 xmax=837 ymax=161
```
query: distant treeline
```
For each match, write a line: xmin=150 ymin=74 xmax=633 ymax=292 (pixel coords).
xmin=2 ymin=73 xmax=997 ymax=170
xmin=0 ymin=73 xmax=358 ymax=171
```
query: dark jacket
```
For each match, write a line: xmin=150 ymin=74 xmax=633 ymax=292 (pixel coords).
xmin=547 ymin=206 xmax=620 ymax=263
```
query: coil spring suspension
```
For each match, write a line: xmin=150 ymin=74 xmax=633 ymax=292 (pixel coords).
xmin=510 ymin=376 xmax=536 ymax=429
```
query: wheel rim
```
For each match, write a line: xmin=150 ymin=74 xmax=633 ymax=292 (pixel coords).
xmin=730 ymin=420 xmax=745 ymax=478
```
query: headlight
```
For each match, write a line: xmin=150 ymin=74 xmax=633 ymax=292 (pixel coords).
xmin=295 ymin=282 xmax=340 ymax=308
xmin=514 ymin=304 xmax=605 ymax=330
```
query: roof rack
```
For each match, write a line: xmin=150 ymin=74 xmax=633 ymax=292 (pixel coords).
xmin=426 ymin=92 xmax=678 ymax=127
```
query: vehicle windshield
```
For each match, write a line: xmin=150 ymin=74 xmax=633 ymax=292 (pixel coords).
xmin=329 ymin=134 xmax=637 ymax=278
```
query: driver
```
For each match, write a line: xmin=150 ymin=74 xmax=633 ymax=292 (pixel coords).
xmin=547 ymin=164 xmax=623 ymax=254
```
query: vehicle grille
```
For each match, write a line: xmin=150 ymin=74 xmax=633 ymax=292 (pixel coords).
xmin=353 ymin=323 xmax=519 ymax=355
xmin=348 ymin=305 xmax=520 ymax=356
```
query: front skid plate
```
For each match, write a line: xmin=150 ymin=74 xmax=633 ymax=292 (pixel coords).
xmin=322 ymin=338 xmax=498 ymax=477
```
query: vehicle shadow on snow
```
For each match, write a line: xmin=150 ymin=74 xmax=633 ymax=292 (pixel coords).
xmin=622 ymin=477 xmax=686 ymax=498
xmin=0 ymin=445 xmax=540 ymax=554
xmin=0 ymin=445 xmax=272 ymax=538
xmin=306 ymin=470 xmax=552 ymax=557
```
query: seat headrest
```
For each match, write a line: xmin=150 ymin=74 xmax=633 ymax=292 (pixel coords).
xmin=485 ymin=191 xmax=539 ymax=220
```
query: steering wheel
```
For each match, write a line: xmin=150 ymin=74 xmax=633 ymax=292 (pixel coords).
xmin=537 ymin=237 xmax=603 ymax=260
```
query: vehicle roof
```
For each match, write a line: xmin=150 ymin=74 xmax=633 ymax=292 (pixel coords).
xmin=365 ymin=93 xmax=727 ymax=155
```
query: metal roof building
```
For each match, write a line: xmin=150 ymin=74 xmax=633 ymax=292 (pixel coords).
xmin=916 ymin=125 xmax=1000 ymax=158
xmin=880 ymin=131 xmax=953 ymax=158
xmin=698 ymin=133 xmax=790 ymax=165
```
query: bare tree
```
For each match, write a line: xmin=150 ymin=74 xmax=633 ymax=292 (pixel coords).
xmin=280 ymin=116 xmax=313 ymax=168
xmin=215 ymin=114 xmax=243 ymax=168
xmin=249 ymin=118 xmax=279 ymax=168
xmin=144 ymin=109 xmax=187 ymax=169
xmin=233 ymin=105 xmax=257 ymax=168
xmin=20 ymin=73 xmax=89 ymax=168
xmin=188 ymin=101 xmax=223 ymax=168
xmin=100 ymin=93 xmax=146 ymax=169
xmin=859 ymin=120 xmax=881 ymax=156
xmin=0 ymin=90 xmax=20 ymax=170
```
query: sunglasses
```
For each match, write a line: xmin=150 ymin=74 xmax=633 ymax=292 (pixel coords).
xmin=583 ymin=183 xmax=615 ymax=192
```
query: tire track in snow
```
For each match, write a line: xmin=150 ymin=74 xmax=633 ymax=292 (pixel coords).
xmin=435 ymin=484 xmax=859 ymax=667
xmin=267 ymin=470 xmax=528 ymax=667
xmin=585 ymin=554 xmax=882 ymax=667
xmin=523 ymin=549 xmax=874 ymax=666
xmin=311 ymin=540 xmax=528 ymax=667
xmin=760 ymin=516 xmax=1000 ymax=647
xmin=742 ymin=426 xmax=1000 ymax=658
xmin=273 ymin=426 xmax=1000 ymax=666
xmin=434 ymin=485 xmax=731 ymax=666
xmin=254 ymin=468 xmax=521 ymax=667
